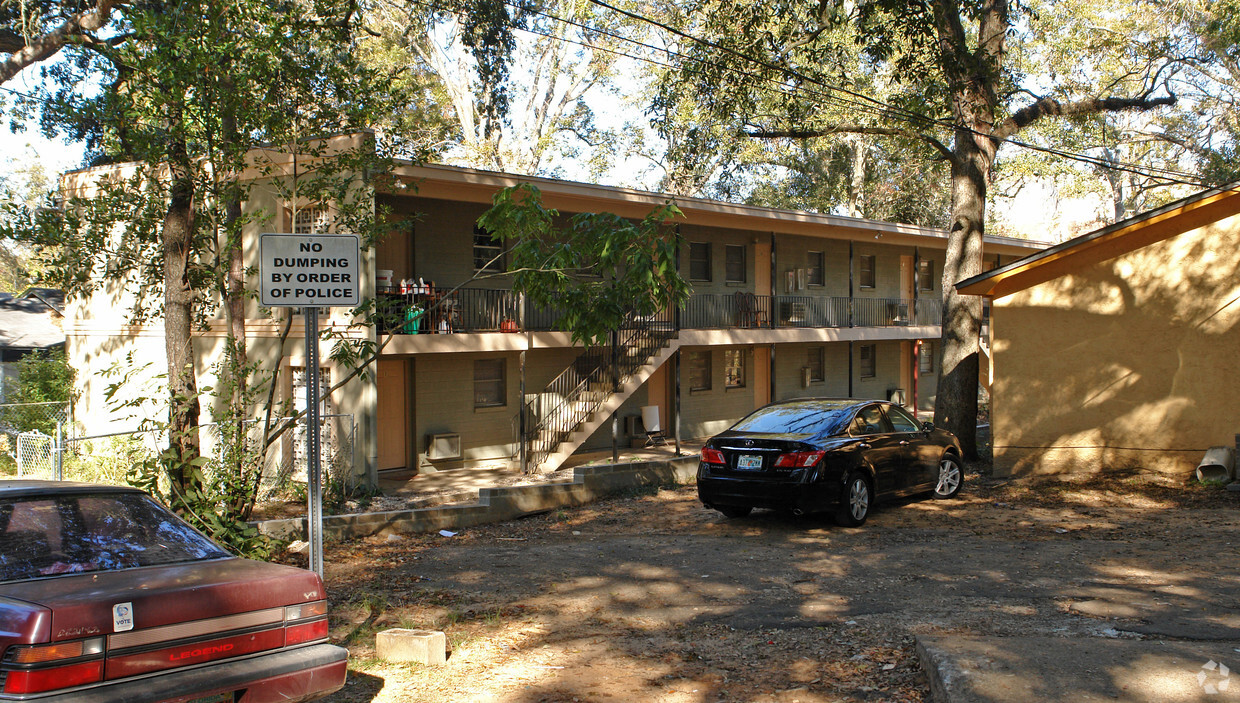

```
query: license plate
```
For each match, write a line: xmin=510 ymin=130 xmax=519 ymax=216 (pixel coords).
xmin=185 ymin=693 xmax=235 ymax=703
xmin=736 ymin=455 xmax=763 ymax=470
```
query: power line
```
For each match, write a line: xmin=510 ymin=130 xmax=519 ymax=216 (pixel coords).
xmin=572 ymin=0 xmax=1207 ymax=187
xmin=401 ymin=0 xmax=1204 ymax=186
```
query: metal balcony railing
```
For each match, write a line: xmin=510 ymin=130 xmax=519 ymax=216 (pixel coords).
xmin=376 ymin=285 xmax=945 ymax=335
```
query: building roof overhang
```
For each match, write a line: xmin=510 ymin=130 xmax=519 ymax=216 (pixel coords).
xmin=957 ymin=183 xmax=1240 ymax=299
xmin=387 ymin=162 xmax=1048 ymax=256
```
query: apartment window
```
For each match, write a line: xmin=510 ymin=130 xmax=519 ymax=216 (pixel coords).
xmin=859 ymin=344 xmax=876 ymax=378
xmin=292 ymin=207 xmax=330 ymax=234
xmin=919 ymin=342 xmax=935 ymax=374
xmin=688 ymin=351 xmax=711 ymax=391
xmin=689 ymin=242 xmax=711 ymax=282
xmin=724 ymin=349 xmax=745 ymax=388
xmin=807 ymin=346 xmax=824 ymax=382
xmin=858 ymin=255 xmax=876 ymax=289
xmin=808 ymin=251 xmax=824 ymax=286
xmin=474 ymin=224 xmax=506 ymax=274
xmin=725 ymin=245 xmax=746 ymax=283
xmin=474 ymin=358 xmax=506 ymax=408
xmin=918 ymin=259 xmax=934 ymax=292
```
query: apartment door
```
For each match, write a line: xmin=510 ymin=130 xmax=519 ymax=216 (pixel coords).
xmin=376 ymin=359 xmax=409 ymax=470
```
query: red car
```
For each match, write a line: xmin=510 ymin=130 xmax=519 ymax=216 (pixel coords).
xmin=0 ymin=481 xmax=347 ymax=702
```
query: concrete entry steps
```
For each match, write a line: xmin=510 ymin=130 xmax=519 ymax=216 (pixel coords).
xmin=917 ymin=635 xmax=1240 ymax=702
xmin=256 ymin=456 xmax=700 ymax=542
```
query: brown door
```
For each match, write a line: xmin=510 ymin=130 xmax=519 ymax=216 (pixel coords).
xmin=376 ymin=359 xmax=408 ymax=470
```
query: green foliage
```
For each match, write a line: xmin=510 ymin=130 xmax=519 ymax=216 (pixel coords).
xmin=477 ymin=184 xmax=690 ymax=346
xmin=100 ymin=350 xmax=278 ymax=559
xmin=0 ymin=349 xmax=75 ymax=434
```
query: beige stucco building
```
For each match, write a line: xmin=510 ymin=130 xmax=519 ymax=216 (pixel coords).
xmin=958 ymin=184 xmax=1240 ymax=477
xmin=63 ymin=135 xmax=1046 ymax=487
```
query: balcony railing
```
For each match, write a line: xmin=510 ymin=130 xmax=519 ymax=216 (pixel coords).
xmin=377 ymin=286 xmax=945 ymax=335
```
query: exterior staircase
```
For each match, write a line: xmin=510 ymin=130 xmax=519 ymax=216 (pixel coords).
xmin=519 ymin=316 xmax=678 ymax=473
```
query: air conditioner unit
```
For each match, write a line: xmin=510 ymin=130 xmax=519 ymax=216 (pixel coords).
xmin=801 ymin=367 xmax=812 ymax=388
xmin=426 ymin=433 xmax=461 ymax=460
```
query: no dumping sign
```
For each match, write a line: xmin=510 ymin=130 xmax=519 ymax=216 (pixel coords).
xmin=260 ymin=233 xmax=360 ymax=308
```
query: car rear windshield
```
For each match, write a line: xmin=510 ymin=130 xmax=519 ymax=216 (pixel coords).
xmin=0 ymin=492 xmax=230 ymax=582
xmin=730 ymin=402 xmax=854 ymax=437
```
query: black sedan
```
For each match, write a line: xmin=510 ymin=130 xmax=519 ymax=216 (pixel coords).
xmin=696 ymin=398 xmax=963 ymax=526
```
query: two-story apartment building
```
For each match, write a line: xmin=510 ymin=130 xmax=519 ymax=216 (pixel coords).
xmin=63 ymin=136 xmax=1047 ymax=486
xmin=370 ymin=162 xmax=1045 ymax=477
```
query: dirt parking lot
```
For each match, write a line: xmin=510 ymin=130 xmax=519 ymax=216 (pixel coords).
xmin=308 ymin=472 xmax=1240 ymax=702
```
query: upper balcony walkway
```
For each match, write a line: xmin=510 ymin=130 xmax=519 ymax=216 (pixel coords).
xmin=376 ymin=287 xmax=944 ymax=353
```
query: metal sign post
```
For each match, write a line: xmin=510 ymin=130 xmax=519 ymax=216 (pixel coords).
xmin=260 ymin=233 xmax=359 ymax=580
xmin=304 ymin=307 xmax=324 ymax=577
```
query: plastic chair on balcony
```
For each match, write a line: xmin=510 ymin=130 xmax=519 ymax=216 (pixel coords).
xmin=735 ymin=291 xmax=769 ymax=328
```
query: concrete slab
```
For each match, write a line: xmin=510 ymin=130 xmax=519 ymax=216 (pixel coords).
xmin=256 ymin=455 xmax=700 ymax=541
xmin=917 ymin=635 xmax=1240 ymax=702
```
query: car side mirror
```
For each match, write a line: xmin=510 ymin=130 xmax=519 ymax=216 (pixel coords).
xmin=921 ymin=421 xmax=935 ymax=432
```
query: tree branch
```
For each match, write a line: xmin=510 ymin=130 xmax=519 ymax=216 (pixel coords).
xmin=0 ymin=0 xmax=121 ymax=84
xmin=995 ymin=93 xmax=1177 ymax=141
xmin=746 ymin=125 xmax=954 ymax=161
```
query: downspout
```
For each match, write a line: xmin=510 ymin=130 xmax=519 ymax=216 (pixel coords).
xmin=913 ymin=339 xmax=921 ymax=416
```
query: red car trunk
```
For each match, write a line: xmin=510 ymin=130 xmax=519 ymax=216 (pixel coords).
xmin=0 ymin=558 xmax=323 ymax=645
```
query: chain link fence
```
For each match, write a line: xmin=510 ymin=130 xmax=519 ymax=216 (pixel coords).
xmin=0 ymin=402 xmax=71 ymax=479
xmin=0 ymin=405 xmax=357 ymax=502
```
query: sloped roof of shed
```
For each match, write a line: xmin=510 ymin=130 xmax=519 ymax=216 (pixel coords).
xmin=956 ymin=184 xmax=1240 ymax=299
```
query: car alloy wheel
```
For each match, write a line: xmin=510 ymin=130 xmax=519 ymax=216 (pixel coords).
xmin=934 ymin=456 xmax=963 ymax=499
xmin=835 ymin=473 xmax=870 ymax=527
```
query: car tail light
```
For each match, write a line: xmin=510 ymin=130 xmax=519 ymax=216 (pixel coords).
xmin=286 ymin=618 xmax=330 ymax=646
xmin=285 ymin=601 xmax=328 ymax=622
xmin=285 ymin=600 xmax=330 ymax=646
xmin=774 ymin=450 xmax=826 ymax=468
xmin=701 ymin=448 xmax=726 ymax=464
xmin=3 ymin=637 xmax=105 ymax=694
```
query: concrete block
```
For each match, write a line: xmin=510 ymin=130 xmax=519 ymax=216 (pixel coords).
xmin=376 ymin=628 xmax=447 ymax=665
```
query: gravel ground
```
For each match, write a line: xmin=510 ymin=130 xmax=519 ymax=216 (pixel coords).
xmin=292 ymin=469 xmax=1240 ymax=703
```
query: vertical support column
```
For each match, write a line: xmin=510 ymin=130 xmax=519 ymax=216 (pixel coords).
xmin=769 ymin=344 xmax=776 ymax=403
xmin=674 ymin=348 xmax=682 ymax=455
xmin=913 ymin=247 xmax=920 ymax=324
xmin=913 ymin=339 xmax=922 ymax=417
xmin=611 ymin=329 xmax=620 ymax=464
xmin=848 ymin=241 xmax=855 ymax=328
xmin=847 ymin=340 xmax=854 ymax=399
xmin=519 ymin=348 xmax=527 ymax=474
xmin=305 ymin=308 xmax=324 ymax=579
xmin=519 ymin=292 xmax=528 ymax=474
xmin=769 ymin=232 xmax=777 ymax=329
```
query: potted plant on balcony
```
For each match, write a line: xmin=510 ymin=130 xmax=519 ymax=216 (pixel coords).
xmin=500 ymin=317 xmax=518 ymax=333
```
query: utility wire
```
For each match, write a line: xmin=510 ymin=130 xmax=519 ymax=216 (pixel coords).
xmin=407 ymin=0 xmax=1204 ymax=185
xmin=571 ymin=0 xmax=1207 ymax=186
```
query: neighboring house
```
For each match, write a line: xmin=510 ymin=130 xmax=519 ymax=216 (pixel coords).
xmin=0 ymin=288 xmax=66 ymax=403
xmin=957 ymin=183 xmax=1240 ymax=478
xmin=63 ymin=134 xmax=1047 ymax=486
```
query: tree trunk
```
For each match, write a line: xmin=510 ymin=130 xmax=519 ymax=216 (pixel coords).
xmin=163 ymin=139 xmax=201 ymax=500
xmin=934 ymin=128 xmax=993 ymax=459
xmin=847 ymin=135 xmax=867 ymax=218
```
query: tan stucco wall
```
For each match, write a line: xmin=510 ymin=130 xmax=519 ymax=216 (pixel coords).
xmin=991 ymin=210 xmax=1240 ymax=477
xmin=62 ymin=159 xmax=381 ymax=483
